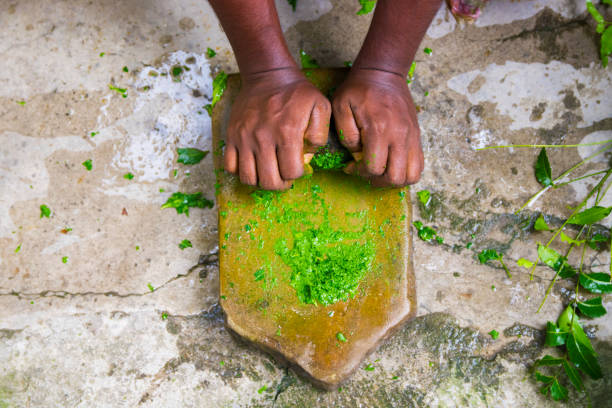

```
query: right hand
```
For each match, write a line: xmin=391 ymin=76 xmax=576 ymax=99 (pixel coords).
xmin=224 ymin=68 xmax=331 ymax=190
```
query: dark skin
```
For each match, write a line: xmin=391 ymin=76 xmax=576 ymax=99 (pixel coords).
xmin=209 ymin=0 xmax=442 ymax=190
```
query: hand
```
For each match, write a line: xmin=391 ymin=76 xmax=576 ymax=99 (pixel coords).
xmin=332 ymin=68 xmax=424 ymax=187
xmin=224 ymin=68 xmax=331 ymax=190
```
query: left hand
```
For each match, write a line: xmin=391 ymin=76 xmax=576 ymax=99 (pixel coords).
xmin=332 ymin=68 xmax=424 ymax=187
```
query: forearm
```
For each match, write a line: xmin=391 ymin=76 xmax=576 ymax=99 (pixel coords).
xmin=208 ymin=0 xmax=297 ymax=77
xmin=352 ymin=0 xmax=442 ymax=77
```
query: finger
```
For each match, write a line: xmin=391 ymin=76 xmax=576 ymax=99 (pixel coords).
xmin=238 ymin=149 xmax=257 ymax=186
xmin=304 ymin=99 xmax=331 ymax=152
xmin=361 ymin=134 xmax=388 ymax=176
xmin=223 ymin=143 xmax=238 ymax=174
xmin=332 ymin=101 xmax=361 ymax=152
xmin=256 ymin=146 xmax=290 ymax=190
xmin=371 ymin=145 xmax=407 ymax=187
xmin=405 ymin=141 xmax=423 ymax=184
xmin=277 ymin=143 xmax=304 ymax=180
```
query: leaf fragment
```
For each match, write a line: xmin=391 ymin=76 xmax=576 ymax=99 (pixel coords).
xmin=567 ymin=206 xmax=612 ymax=225
xmin=177 ymin=147 xmax=209 ymax=165
xmin=534 ymin=148 xmax=552 ymax=187
xmin=577 ymin=297 xmax=607 ymax=318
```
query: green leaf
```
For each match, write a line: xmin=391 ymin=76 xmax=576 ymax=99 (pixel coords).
xmin=177 ymin=147 xmax=209 ymax=165
xmin=560 ymin=231 xmax=584 ymax=246
xmin=535 ymin=355 xmax=564 ymax=366
xmin=534 ymin=371 xmax=554 ymax=384
xmin=579 ymin=272 xmax=612 ymax=293
xmin=567 ymin=331 xmax=602 ymax=379
xmin=587 ymin=232 xmax=608 ymax=249
xmin=412 ymin=221 xmax=442 ymax=243
xmin=534 ymin=148 xmax=552 ymax=187
xmin=600 ymin=26 xmax=612 ymax=67
xmin=61 ymin=256 xmax=68 ymax=264
xmin=123 ymin=172 xmax=134 ymax=180
xmin=336 ymin=332 xmax=347 ymax=342
xmin=147 ymin=283 xmax=155 ymax=292
xmin=82 ymin=159 xmax=92 ymax=171
xmin=558 ymin=306 xmax=602 ymax=379
xmin=534 ymin=214 xmax=550 ymax=231
xmin=417 ymin=190 xmax=431 ymax=206
xmin=423 ymin=47 xmax=433 ymax=55
xmin=206 ymin=47 xmax=216 ymax=58
xmin=254 ymin=268 xmax=265 ymax=282
xmin=161 ymin=192 xmax=214 ymax=216
xmin=407 ymin=61 xmax=416 ymax=80
xmin=549 ymin=379 xmax=568 ymax=401
xmin=562 ymin=360 xmax=584 ymax=391
xmin=356 ymin=0 xmax=376 ymax=15
xmin=603 ymin=0 xmax=612 ymax=5
xmin=40 ymin=204 xmax=51 ymax=218
xmin=545 ymin=321 xmax=567 ymax=346
xmin=567 ymin=206 xmax=612 ymax=225
xmin=577 ymin=297 xmax=607 ymax=318
xmin=586 ymin=0 xmax=604 ymax=24
xmin=15 ymin=244 xmax=21 ymax=253
xmin=478 ymin=249 xmax=501 ymax=264
xmin=257 ymin=385 xmax=267 ymax=394
xmin=537 ymin=244 xmax=562 ymax=269
xmin=287 ymin=0 xmax=297 ymax=11
xmin=299 ymin=49 xmax=319 ymax=68
xmin=178 ymin=239 xmax=192 ymax=250
xmin=488 ymin=329 xmax=499 ymax=339
xmin=517 ymin=258 xmax=534 ymax=268
xmin=205 ymin=71 xmax=228 ymax=116
xmin=364 ymin=363 xmax=375 ymax=371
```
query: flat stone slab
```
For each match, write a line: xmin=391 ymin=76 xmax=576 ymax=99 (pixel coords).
xmin=212 ymin=69 xmax=416 ymax=389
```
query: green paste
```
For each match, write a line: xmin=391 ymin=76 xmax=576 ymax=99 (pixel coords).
xmin=310 ymin=147 xmax=349 ymax=170
xmin=250 ymin=182 xmax=375 ymax=306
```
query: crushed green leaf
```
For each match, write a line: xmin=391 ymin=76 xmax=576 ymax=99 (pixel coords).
xmin=205 ymin=71 xmax=228 ymax=116
xmin=161 ymin=192 xmax=214 ymax=216
xmin=40 ymin=204 xmax=51 ymax=218
xmin=82 ymin=159 xmax=92 ymax=171
xmin=299 ymin=49 xmax=320 ymax=68
xmin=488 ymin=329 xmax=499 ymax=339
xmin=123 ymin=172 xmax=134 ymax=180
xmin=206 ymin=47 xmax=217 ymax=58
xmin=178 ymin=239 xmax=192 ymax=250
xmin=356 ymin=0 xmax=376 ymax=15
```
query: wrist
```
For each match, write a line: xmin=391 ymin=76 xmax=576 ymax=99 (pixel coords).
xmin=347 ymin=67 xmax=407 ymax=87
xmin=242 ymin=66 xmax=307 ymax=87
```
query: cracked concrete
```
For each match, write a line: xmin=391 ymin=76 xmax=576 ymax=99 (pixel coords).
xmin=1 ymin=0 xmax=612 ymax=407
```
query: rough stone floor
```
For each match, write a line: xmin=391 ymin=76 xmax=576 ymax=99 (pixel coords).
xmin=1 ymin=0 xmax=611 ymax=406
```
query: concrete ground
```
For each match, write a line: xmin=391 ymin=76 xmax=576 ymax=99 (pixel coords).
xmin=1 ymin=0 xmax=611 ymax=406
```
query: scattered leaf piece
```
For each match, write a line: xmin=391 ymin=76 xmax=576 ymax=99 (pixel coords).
xmin=177 ymin=147 xmax=209 ymax=165
xmin=40 ymin=204 xmax=51 ymax=218
xmin=299 ymin=49 xmax=320 ymax=68
xmin=161 ymin=192 xmax=214 ymax=216
xmin=178 ymin=239 xmax=192 ymax=250
xmin=82 ymin=159 xmax=92 ymax=171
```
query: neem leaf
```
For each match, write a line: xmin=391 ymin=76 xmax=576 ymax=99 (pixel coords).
xmin=548 ymin=379 xmax=568 ymax=401
xmin=177 ymin=147 xmax=209 ymax=165
xmin=254 ymin=268 xmax=265 ymax=282
xmin=206 ymin=47 xmax=216 ymax=58
xmin=535 ymin=355 xmax=564 ymax=367
xmin=600 ymin=23 xmax=612 ymax=68
xmin=412 ymin=221 xmax=442 ymax=243
xmin=588 ymin=233 xmax=609 ymax=249
xmin=579 ymin=272 xmax=612 ymax=293
xmin=82 ymin=159 xmax=93 ymax=171
xmin=205 ymin=71 xmax=228 ymax=116
xmin=161 ymin=192 xmax=214 ymax=216
xmin=478 ymin=249 xmax=501 ymax=264
xmin=545 ymin=321 xmax=567 ymax=347
xmin=417 ymin=190 xmax=431 ymax=206
xmin=517 ymin=258 xmax=534 ymax=268
xmin=560 ymin=231 xmax=584 ymax=246
xmin=299 ymin=49 xmax=319 ymax=68
xmin=577 ymin=297 xmax=607 ymax=318
xmin=534 ymin=148 xmax=552 ymax=187
xmin=558 ymin=306 xmax=602 ymax=379
xmin=567 ymin=206 xmax=612 ymax=225
xmin=356 ymin=0 xmax=376 ymax=15
xmin=537 ymin=244 xmax=561 ymax=269
xmin=364 ymin=363 xmax=375 ymax=371
xmin=488 ymin=329 xmax=499 ymax=339
xmin=336 ymin=332 xmax=347 ymax=342
xmin=287 ymin=0 xmax=297 ymax=11
xmin=562 ymin=359 xmax=584 ymax=391
xmin=40 ymin=204 xmax=51 ymax=218
xmin=534 ymin=214 xmax=550 ymax=231
xmin=534 ymin=371 xmax=554 ymax=385
xmin=178 ymin=239 xmax=192 ymax=250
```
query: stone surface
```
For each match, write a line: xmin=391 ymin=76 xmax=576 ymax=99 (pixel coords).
xmin=1 ymin=0 xmax=612 ymax=407
xmin=213 ymin=71 xmax=416 ymax=388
